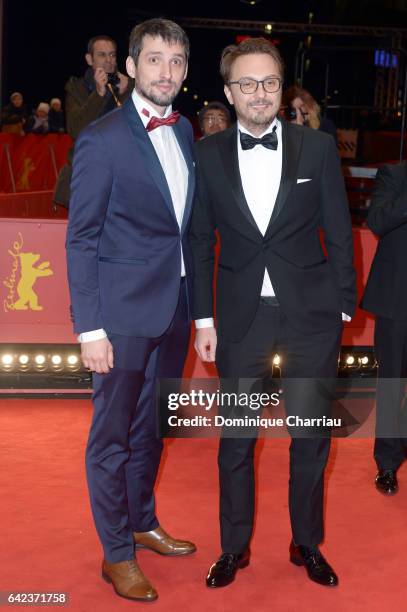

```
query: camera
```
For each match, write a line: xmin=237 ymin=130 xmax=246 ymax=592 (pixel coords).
xmin=106 ymin=72 xmax=120 ymax=88
xmin=287 ymin=107 xmax=297 ymax=121
xmin=286 ymin=106 xmax=309 ymax=125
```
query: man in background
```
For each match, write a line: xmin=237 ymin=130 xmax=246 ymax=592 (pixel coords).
xmin=361 ymin=161 xmax=407 ymax=495
xmin=198 ymin=100 xmax=231 ymax=137
xmin=53 ymin=35 xmax=132 ymax=207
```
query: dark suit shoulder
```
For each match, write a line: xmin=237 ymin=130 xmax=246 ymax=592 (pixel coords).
xmin=284 ymin=120 xmax=332 ymax=147
xmin=376 ymin=161 xmax=407 ymax=183
xmin=195 ymin=124 xmax=236 ymax=156
xmin=75 ymin=105 xmax=125 ymax=143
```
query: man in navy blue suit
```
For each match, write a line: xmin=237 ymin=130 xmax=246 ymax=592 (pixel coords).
xmin=66 ymin=19 xmax=196 ymax=602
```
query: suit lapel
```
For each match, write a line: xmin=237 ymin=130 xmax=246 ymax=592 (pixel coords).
xmin=266 ymin=120 xmax=303 ymax=233
xmin=218 ymin=125 xmax=262 ymax=237
xmin=172 ymin=121 xmax=195 ymax=235
xmin=123 ymin=99 xmax=177 ymax=224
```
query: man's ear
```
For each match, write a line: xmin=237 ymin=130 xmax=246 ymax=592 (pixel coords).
xmin=224 ymin=84 xmax=234 ymax=106
xmin=126 ymin=56 xmax=136 ymax=78
xmin=85 ymin=53 xmax=93 ymax=67
xmin=183 ymin=62 xmax=188 ymax=82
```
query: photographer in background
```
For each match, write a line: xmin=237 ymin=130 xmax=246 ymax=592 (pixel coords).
xmin=283 ymin=85 xmax=337 ymax=144
xmin=53 ymin=35 xmax=133 ymax=207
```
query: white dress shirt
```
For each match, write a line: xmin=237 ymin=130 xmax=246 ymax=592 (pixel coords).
xmin=79 ymin=89 xmax=188 ymax=343
xmin=196 ymin=119 xmax=282 ymax=330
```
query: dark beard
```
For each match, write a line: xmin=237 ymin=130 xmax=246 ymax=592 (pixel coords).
xmin=137 ymin=78 xmax=181 ymax=108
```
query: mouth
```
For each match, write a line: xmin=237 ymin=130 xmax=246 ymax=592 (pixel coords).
xmin=156 ymin=82 xmax=174 ymax=93
xmin=249 ymin=102 xmax=271 ymax=110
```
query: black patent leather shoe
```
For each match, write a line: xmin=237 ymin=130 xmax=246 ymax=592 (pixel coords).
xmin=375 ymin=470 xmax=398 ymax=495
xmin=289 ymin=541 xmax=338 ymax=587
xmin=206 ymin=549 xmax=250 ymax=588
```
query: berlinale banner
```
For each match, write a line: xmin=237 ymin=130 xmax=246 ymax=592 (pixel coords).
xmin=0 ymin=134 xmax=72 ymax=193
xmin=0 ymin=219 xmax=76 ymax=343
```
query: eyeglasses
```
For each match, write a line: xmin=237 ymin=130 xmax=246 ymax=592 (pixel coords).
xmin=204 ymin=114 xmax=228 ymax=125
xmin=227 ymin=77 xmax=283 ymax=94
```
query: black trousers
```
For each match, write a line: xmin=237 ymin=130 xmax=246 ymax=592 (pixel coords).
xmin=374 ymin=316 xmax=407 ymax=471
xmin=215 ymin=299 xmax=342 ymax=553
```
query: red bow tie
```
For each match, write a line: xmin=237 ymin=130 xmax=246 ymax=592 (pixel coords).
xmin=146 ymin=111 xmax=180 ymax=132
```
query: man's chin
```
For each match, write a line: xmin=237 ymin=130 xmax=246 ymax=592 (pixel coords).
xmin=150 ymin=90 xmax=178 ymax=107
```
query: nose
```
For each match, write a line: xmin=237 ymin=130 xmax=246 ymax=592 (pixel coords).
xmin=160 ymin=61 xmax=172 ymax=80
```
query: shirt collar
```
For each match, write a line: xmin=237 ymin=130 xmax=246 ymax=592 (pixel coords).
xmin=238 ymin=116 xmax=279 ymax=139
xmin=131 ymin=89 xmax=172 ymax=128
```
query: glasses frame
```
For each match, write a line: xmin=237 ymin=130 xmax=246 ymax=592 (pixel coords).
xmin=227 ymin=77 xmax=283 ymax=94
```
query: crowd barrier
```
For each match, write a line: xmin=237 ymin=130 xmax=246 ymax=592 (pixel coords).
xmin=1 ymin=195 xmax=377 ymax=355
xmin=0 ymin=134 xmax=72 ymax=193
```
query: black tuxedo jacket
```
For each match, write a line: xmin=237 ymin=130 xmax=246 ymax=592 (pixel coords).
xmin=361 ymin=162 xmax=407 ymax=320
xmin=190 ymin=121 xmax=356 ymax=341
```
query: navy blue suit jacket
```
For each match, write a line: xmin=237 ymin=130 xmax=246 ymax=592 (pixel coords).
xmin=66 ymin=97 xmax=195 ymax=337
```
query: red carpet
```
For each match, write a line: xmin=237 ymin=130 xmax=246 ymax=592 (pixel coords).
xmin=1 ymin=399 xmax=406 ymax=611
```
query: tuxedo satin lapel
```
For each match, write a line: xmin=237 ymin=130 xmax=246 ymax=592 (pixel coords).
xmin=267 ymin=121 xmax=303 ymax=232
xmin=219 ymin=125 xmax=262 ymax=236
xmin=172 ymin=121 xmax=195 ymax=235
xmin=123 ymin=99 xmax=177 ymax=224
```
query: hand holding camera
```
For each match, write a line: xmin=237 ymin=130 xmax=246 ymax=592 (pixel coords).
xmin=94 ymin=67 xmax=109 ymax=97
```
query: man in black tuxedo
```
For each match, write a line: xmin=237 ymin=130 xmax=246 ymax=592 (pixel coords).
xmin=190 ymin=38 xmax=356 ymax=588
xmin=361 ymin=162 xmax=407 ymax=495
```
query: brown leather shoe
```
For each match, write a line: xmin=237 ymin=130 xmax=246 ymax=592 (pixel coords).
xmin=133 ymin=526 xmax=196 ymax=556
xmin=101 ymin=559 xmax=158 ymax=601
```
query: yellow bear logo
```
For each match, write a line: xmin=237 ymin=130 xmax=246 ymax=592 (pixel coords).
xmin=13 ymin=253 xmax=54 ymax=311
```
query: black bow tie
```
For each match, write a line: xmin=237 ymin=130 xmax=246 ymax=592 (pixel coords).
xmin=240 ymin=127 xmax=278 ymax=151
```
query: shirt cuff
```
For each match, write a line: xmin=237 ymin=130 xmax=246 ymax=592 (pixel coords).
xmin=342 ymin=312 xmax=351 ymax=322
xmin=195 ymin=318 xmax=215 ymax=329
xmin=78 ymin=329 xmax=107 ymax=343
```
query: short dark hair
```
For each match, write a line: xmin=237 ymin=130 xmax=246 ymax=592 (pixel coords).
xmin=220 ymin=37 xmax=284 ymax=84
xmin=87 ymin=35 xmax=117 ymax=56
xmin=129 ymin=18 xmax=190 ymax=64
xmin=198 ymin=101 xmax=231 ymax=130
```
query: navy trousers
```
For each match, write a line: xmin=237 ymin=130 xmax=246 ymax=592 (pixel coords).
xmin=86 ymin=280 xmax=190 ymax=563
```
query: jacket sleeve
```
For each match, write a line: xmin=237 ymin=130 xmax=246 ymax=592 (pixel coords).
xmin=65 ymin=78 xmax=108 ymax=140
xmin=189 ymin=148 xmax=218 ymax=320
xmin=366 ymin=165 xmax=407 ymax=237
xmin=320 ymin=135 xmax=357 ymax=318
xmin=65 ymin=126 xmax=113 ymax=333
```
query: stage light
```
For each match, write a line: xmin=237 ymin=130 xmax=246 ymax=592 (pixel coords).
xmin=273 ymin=354 xmax=281 ymax=366
xmin=67 ymin=355 xmax=78 ymax=365
xmin=19 ymin=354 xmax=29 ymax=365
xmin=360 ymin=355 xmax=369 ymax=365
xmin=35 ymin=355 xmax=46 ymax=365
xmin=265 ymin=24 xmax=273 ymax=32
xmin=346 ymin=355 xmax=355 ymax=366
xmin=183 ymin=86 xmax=188 ymax=92
xmin=204 ymin=101 xmax=208 ymax=106
xmin=51 ymin=355 xmax=62 ymax=365
xmin=193 ymin=94 xmax=198 ymax=100
xmin=1 ymin=354 xmax=13 ymax=365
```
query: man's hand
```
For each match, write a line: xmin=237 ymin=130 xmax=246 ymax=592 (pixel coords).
xmin=81 ymin=337 xmax=113 ymax=373
xmin=117 ymin=72 xmax=129 ymax=95
xmin=195 ymin=327 xmax=217 ymax=362
xmin=94 ymin=67 xmax=108 ymax=97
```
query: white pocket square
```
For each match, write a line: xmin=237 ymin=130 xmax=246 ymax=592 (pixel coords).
xmin=297 ymin=178 xmax=312 ymax=183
